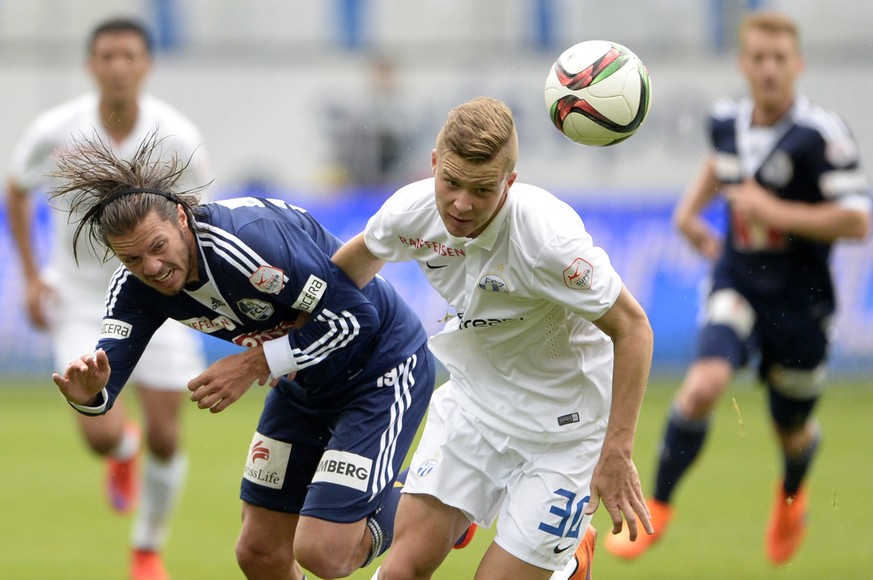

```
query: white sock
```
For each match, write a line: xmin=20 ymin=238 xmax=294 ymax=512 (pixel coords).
xmin=110 ymin=424 xmax=140 ymax=460
xmin=131 ymin=452 xmax=188 ymax=551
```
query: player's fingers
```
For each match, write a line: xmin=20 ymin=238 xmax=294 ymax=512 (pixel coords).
xmin=187 ymin=371 xmax=209 ymax=392
xmin=624 ymin=504 xmax=640 ymax=541
xmin=585 ymin=489 xmax=600 ymax=516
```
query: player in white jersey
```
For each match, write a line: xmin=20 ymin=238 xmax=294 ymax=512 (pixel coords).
xmin=5 ymin=18 xmax=208 ymax=580
xmin=334 ymin=97 xmax=654 ymax=579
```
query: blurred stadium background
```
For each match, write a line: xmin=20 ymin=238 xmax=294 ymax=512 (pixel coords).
xmin=1 ymin=0 xmax=871 ymax=377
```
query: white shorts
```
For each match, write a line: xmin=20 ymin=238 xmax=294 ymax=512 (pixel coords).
xmin=404 ymin=381 xmax=604 ymax=571
xmin=48 ymin=278 xmax=206 ymax=391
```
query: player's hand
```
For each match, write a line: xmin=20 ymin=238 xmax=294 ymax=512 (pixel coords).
xmin=24 ymin=278 xmax=56 ymax=330
xmin=52 ymin=349 xmax=111 ymax=405
xmin=725 ymin=179 xmax=781 ymax=226
xmin=187 ymin=347 xmax=271 ymax=414
xmin=586 ymin=451 xmax=653 ymax=541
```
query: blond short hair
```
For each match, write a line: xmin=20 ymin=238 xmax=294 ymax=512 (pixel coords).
xmin=739 ymin=10 xmax=800 ymax=52
xmin=436 ymin=97 xmax=518 ymax=172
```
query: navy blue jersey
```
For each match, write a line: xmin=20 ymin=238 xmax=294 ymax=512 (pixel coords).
xmin=87 ymin=197 xmax=427 ymax=413
xmin=708 ymin=95 xmax=869 ymax=313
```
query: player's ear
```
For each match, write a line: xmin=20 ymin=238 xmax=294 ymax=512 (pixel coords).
xmin=176 ymin=204 xmax=188 ymax=228
xmin=431 ymin=149 xmax=439 ymax=175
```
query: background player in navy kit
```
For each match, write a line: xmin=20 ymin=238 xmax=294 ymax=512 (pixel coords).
xmin=604 ymin=10 xmax=871 ymax=565
xmin=48 ymin=132 xmax=436 ymax=580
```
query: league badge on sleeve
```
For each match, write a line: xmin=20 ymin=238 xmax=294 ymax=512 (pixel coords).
xmin=249 ymin=265 xmax=285 ymax=294
xmin=563 ymin=258 xmax=594 ymax=290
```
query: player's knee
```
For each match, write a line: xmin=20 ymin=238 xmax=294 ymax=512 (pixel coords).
xmin=767 ymin=363 xmax=826 ymax=400
xmin=235 ymin=534 xmax=292 ymax=577
xmin=295 ymin=542 xmax=359 ymax=579
xmin=143 ymin=428 xmax=178 ymax=460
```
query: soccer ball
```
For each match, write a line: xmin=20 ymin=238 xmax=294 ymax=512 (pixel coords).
xmin=544 ymin=40 xmax=651 ymax=146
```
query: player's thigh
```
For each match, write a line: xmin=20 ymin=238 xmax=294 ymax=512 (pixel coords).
xmin=50 ymin=302 xmax=104 ymax=373
xmin=238 ymin=501 xmax=299 ymax=559
xmin=477 ymin=542 xmax=554 ymax=580
xmin=402 ymin=382 xmax=511 ymax=527
xmin=136 ymin=386 xmax=186 ymax=458
xmin=301 ymin=347 xmax=434 ymax=523
xmin=493 ymin=435 xmax=602 ymax=573
xmin=675 ymin=357 xmax=735 ymax=417
xmin=382 ymin=493 xmax=471 ymax=577
xmin=760 ymin=309 xmax=829 ymax=429
xmin=240 ymin=386 xmax=330 ymax=517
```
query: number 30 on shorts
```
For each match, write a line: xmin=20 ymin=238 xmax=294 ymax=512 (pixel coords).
xmin=537 ymin=488 xmax=590 ymax=539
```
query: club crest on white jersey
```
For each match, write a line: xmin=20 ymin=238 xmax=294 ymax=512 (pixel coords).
xmin=478 ymin=274 xmax=509 ymax=293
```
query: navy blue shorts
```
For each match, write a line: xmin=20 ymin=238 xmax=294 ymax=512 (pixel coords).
xmin=696 ymin=290 xmax=829 ymax=427
xmin=240 ymin=343 xmax=434 ymax=523
xmin=696 ymin=297 xmax=829 ymax=377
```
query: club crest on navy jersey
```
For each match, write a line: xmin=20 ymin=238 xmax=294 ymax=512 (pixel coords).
xmin=237 ymin=298 xmax=275 ymax=321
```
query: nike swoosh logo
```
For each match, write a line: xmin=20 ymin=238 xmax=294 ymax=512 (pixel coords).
xmin=426 ymin=261 xmax=448 ymax=269
xmin=553 ymin=542 xmax=574 ymax=554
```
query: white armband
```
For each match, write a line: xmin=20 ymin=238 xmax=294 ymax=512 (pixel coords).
xmin=262 ymin=337 xmax=300 ymax=378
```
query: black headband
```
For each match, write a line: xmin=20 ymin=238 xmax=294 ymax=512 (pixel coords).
xmin=95 ymin=187 xmax=181 ymax=213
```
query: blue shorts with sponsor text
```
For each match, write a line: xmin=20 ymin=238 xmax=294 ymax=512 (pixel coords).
xmin=239 ymin=343 xmax=434 ymax=523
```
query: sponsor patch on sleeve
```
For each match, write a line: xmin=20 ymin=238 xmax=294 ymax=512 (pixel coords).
xmin=312 ymin=449 xmax=372 ymax=491
xmin=291 ymin=274 xmax=327 ymax=313
xmin=563 ymin=258 xmax=594 ymax=290
xmin=243 ymin=432 xmax=292 ymax=490
xmin=99 ymin=318 xmax=133 ymax=340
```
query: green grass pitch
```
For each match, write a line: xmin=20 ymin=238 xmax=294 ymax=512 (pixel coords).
xmin=1 ymin=376 xmax=872 ymax=579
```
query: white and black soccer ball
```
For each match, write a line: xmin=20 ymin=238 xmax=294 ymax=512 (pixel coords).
xmin=544 ymin=40 xmax=652 ymax=146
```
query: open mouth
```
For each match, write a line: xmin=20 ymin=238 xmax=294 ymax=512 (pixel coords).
xmin=154 ymin=270 xmax=173 ymax=284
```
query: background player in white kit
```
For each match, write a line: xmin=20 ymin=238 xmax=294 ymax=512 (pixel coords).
xmin=334 ymin=97 xmax=654 ymax=579
xmin=5 ymin=18 xmax=208 ymax=580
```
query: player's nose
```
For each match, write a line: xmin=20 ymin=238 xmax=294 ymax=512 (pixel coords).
xmin=141 ymin=256 xmax=163 ymax=276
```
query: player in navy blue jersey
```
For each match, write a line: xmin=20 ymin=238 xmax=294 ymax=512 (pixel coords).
xmin=605 ymin=10 xmax=871 ymax=565
xmin=48 ymin=131 xmax=436 ymax=580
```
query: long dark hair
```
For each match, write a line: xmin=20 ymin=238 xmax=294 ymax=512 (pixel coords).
xmin=50 ymin=130 xmax=207 ymax=264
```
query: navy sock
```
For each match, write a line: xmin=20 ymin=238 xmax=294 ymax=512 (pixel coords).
xmin=783 ymin=431 xmax=821 ymax=496
xmin=653 ymin=405 xmax=710 ymax=504
xmin=363 ymin=468 xmax=406 ymax=567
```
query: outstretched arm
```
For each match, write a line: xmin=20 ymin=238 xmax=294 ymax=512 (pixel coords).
xmin=52 ymin=349 xmax=112 ymax=409
xmin=332 ymin=233 xmax=385 ymax=289
xmin=587 ymin=286 xmax=655 ymax=541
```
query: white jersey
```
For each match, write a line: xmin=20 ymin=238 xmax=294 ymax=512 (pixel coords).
xmin=364 ymin=178 xmax=622 ymax=443
xmin=8 ymin=92 xmax=211 ymax=293
xmin=8 ymin=92 xmax=210 ymax=383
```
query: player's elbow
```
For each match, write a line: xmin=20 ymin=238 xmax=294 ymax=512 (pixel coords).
xmin=846 ymin=211 xmax=871 ymax=240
